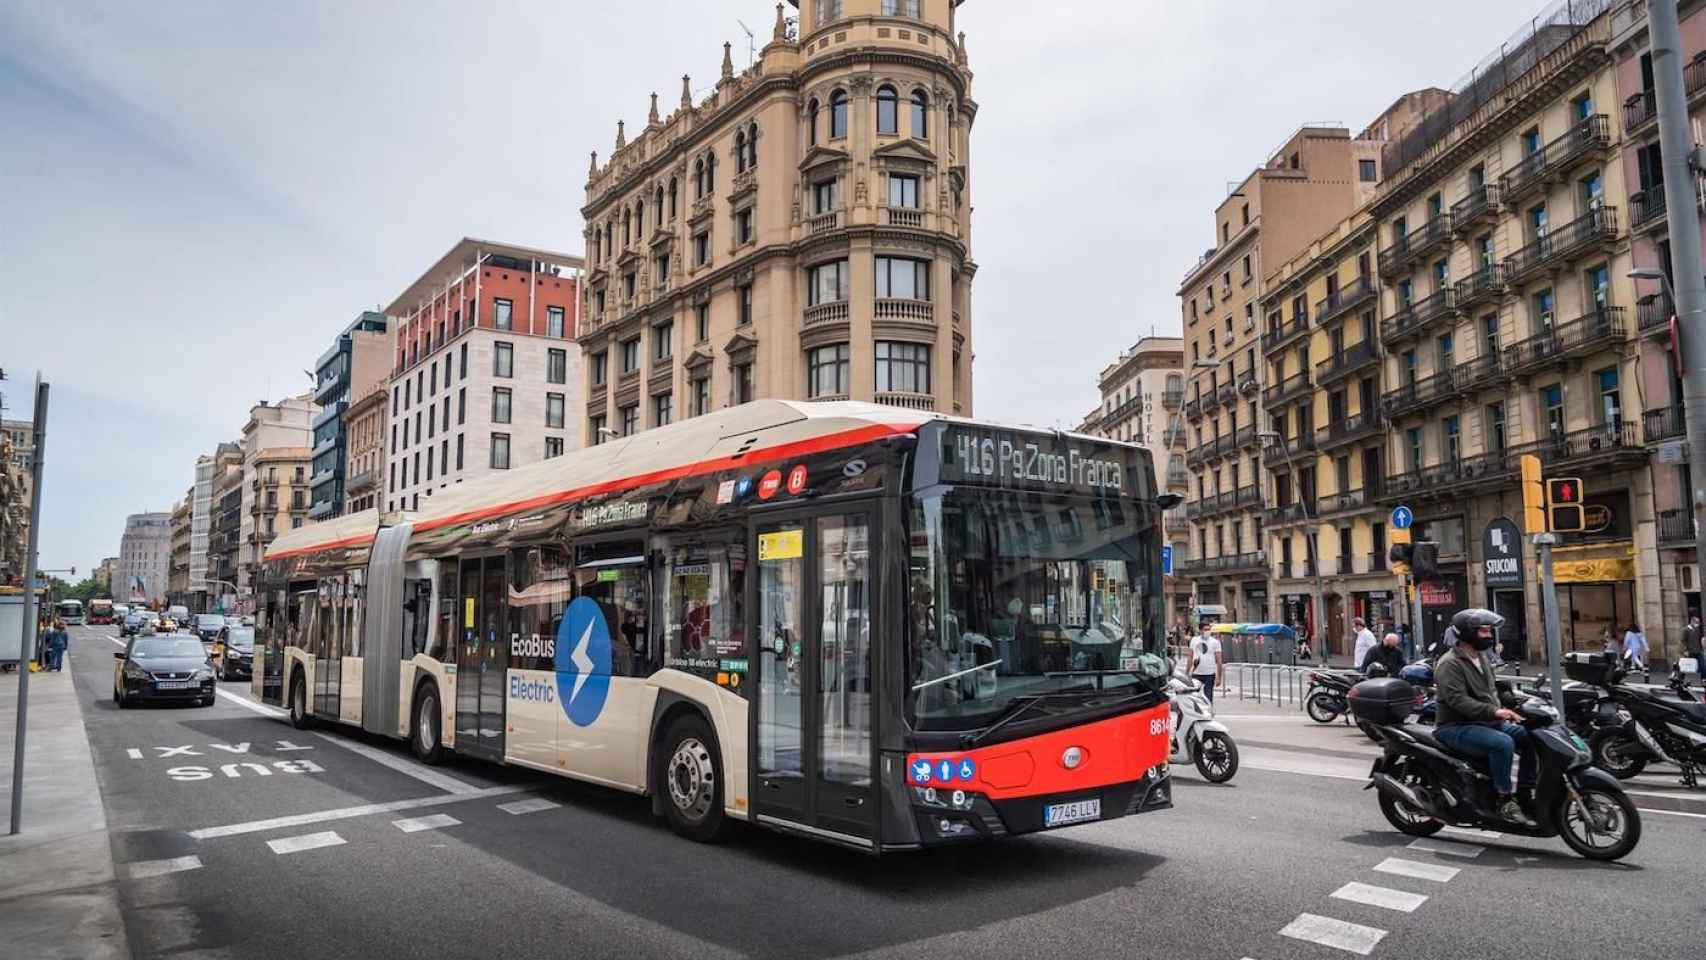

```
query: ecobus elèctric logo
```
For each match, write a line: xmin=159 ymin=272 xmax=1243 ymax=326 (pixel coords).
xmin=555 ymin=597 xmax=612 ymax=727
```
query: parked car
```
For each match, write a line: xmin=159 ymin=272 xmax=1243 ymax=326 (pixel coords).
xmin=210 ymin=625 xmax=255 ymax=681
xmin=194 ymin=614 xmax=226 ymax=641
xmin=113 ymin=634 xmax=215 ymax=708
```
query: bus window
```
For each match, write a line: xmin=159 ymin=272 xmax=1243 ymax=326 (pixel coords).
xmin=573 ymin=540 xmax=650 ymax=677
xmin=347 ymin=568 xmax=364 ymax=658
xmin=404 ymin=579 xmax=432 ymax=658
xmin=659 ymin=537 xmax=746 ymax=691
xmin=510 ymin=545 xmax=571 ymax=662
xmin=433 ymin=565 xmax=458 ymax=662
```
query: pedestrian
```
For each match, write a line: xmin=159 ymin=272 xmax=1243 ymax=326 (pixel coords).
xmin=1682 ymin=613 xmax=1702 ymax=667
xmin=1351 ymin=617 xmax=1377 ymax=671
xmin=1601 ymin=625 xmax=1619 ymax=660
xmin=48 ymin=619 xmax=69 ymax=671
xmin=1190 ymin=626 xmax=1223 ymax=705
xmin=1364 ymin=632 xmax=1407 ymax=678
xmin=1622 ymin=623 xmax=1649 ymax=675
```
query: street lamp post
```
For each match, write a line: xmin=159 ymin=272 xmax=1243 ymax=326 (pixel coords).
xmin=1259 ymin=429 xmax=1327 ymax=663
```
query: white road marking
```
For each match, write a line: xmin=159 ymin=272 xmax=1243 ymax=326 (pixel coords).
xmin=1440 ymin=826 xmax=1503 ymax=842
xmin=126 ymin=748 xmax=143 ymax=760
xmin=1643 ymin=807 xmax=1706 ymax=819
xmin=216 ymin=687 xmax=284 ymax=717
xmin=497 ymin=798 xmax=560 ymax=816
xmin=1279 ymin=913 xmax=1387 ymax=955
xmin=1372 ymin=857 xmax=1460 ymax=883
xmin=311 ymin=731 xmax=480 ymax=795
xmin=1407 ymin=839 xmax=1485 ymax=859
xmin=127 ymin=855 xmax=202 ymax=880
xmin=1330 ymin=881 xmax=1429 ymax=913
xmin=266 ymin=831 xmax=346 ymax=855
xmin=392 ymin=813 xmax=460 ymax=833
xmin=187 ymin=785 xmax=532 ymax=839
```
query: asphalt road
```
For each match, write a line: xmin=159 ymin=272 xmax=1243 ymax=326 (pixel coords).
xmin=64 ymin=626 xmax=1706 ymax=960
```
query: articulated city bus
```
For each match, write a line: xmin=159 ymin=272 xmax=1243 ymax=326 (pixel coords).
xmin=257 ymin=400 xmax=1173 ymax=851
xmin=56 ymin=599 xmax=85 ymax=625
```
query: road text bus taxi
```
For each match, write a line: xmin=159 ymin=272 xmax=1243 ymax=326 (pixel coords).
xmin=257 ymin=401 xmax=1173 ymax=851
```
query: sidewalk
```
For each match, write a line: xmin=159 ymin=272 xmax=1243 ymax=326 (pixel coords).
xmin=0 ymin=666 xmax=130 ymax=960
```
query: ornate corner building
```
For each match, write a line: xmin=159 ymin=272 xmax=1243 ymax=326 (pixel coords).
xmin=577 ymin=0 xmax=976 ymax=442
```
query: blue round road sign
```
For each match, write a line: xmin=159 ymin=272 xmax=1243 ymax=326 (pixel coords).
xmin=1390 ymin=505 xmax=1414 ymax=530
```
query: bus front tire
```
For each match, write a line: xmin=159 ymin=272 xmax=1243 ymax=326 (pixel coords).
xmin=288 ymin=671 xmax=312 ymax=730
xmin=657 ymin=714 xmax=729 ymax=843
xmin=411 ymin=683 xmax=446 ymax=765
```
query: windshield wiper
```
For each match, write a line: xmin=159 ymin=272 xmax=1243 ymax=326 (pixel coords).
xmin=960 ymin=695 xmax=1050 ymax=749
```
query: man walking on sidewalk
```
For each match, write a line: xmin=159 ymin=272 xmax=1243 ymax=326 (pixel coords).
xmin=1352 ymin=618 xmax=1377 ymax=671
xmin=1190 ymin=626 xmax=1223 ymax=705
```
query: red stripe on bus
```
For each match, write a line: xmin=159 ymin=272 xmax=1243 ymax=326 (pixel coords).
xmin=266 ymin=421 xmax=918 ymax=562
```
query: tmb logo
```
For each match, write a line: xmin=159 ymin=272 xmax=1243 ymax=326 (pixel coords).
xmin=554 ymin=597 xmax=612 ymax=727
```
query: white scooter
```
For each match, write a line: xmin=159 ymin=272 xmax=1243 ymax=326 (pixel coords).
xmin=1170 ymin=672 xmax=1239 ymax=783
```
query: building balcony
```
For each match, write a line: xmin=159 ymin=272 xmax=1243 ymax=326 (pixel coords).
xmin=1624 ymin=90 xmax=1656 ymax=135
xmin=1314 ymin=276 xmax=1378 ymax=328
xmin=307 ymin=500 xmax=336 ymax=521
xmin=1262 ymin=313 xmax=1312 ymax=354
xmin=1267 ymin=500 xmax=1315 ymax=526
xmin=1162 ymin=387 xmax=1184 ymax=410
xmin=1235 ymin=424 xmax=1258 ymax=450
xmin=1238 ymin=375 xmax=1261 ymax=398
xmin=1644 ymin=406 xmax=1685 ymax=444
xmin=1216 ymin=382 xmax=1238 ymax=405
xmin=1379 ymin=450 xmax=1517 ymax=504
xmin=1381 ymin=287 xmax=1455 ymax=345
xmin=1378 ymin=214 xmax=1452 ymax=278
xmin=1163 ymin=424 xmax=1187 ymax=449
xmin=873 ymin=298 xmax=934 ymax=325
xmin=1500 ymin=115 xmax=1611 ymax=206
xmin=883 ymin=206 xmax=924 ymax=228
xmin=1267 ymin=430 xmax=1315 ymax=463
xmin=1164 ymin=513 xmax=1192 ymax=535
xmin=1451 ymin=183 xmax=1502 ymax=233
xmin=806 ymin=209 xmax=842 ymax=237
xmin=346 ymin=469 xmax=376 ymax=495
xmin=1201 ymin=388 xmax=1222 ymax=414
xmin=1454 ymin=263 xmax=1506 ymax=312
xmin=1455 ymin=351 xmax=1503 ymax=394
xmin=1201 ymin=434 xmax=1229 ymax=466
xmin=1513 ymin=421 xmax=1645 ymax=470
xmin=1502 ymin=207 xmax=1618 ymax=287
xmin=803 ymin=300 xmax=850 ymax=328
xmin=875 ymin=391 xmax=935 ymax=411
xmin=1657 ymin=507 xmax=1696 ymax=546
xmin=1383 ymin=369 xmax=1457 ymax=419
xmin=1165 ymin=463 xmax=1190 ymax=489
xmin=1630 ymin=189 xmax=1667 ymax=234
xmin=1275 ymin=558 xmax=1319 ymax=580
xmin=1638 ymin=292 xmax=1673 ymax=338
xmin=1318 ymin=488 xmax=1370 ymax=516
xmin=1203 ymin=551 xmax=1268 ymax=575
xmin=1316 ymin=409 xmax=1385 ymax=451
xmin=1185 ymin=446 xmax=1206 ymax=470
xmin=1184 ymin=397 xmax=1203 ymax=422
xmin=1501 ymin=307 xmax=1625 ymax=379
xmin=1314 ymin=339 xmax=1379 ymax=388
xmin=1264 ymin=370 xmax=1312 ymax=408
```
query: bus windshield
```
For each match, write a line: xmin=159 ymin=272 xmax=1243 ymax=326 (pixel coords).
xmin=905 ymin=490 xmax=1166 ymax=731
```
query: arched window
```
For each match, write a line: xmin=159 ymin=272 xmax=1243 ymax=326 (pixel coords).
xmin=622 ymin=209 xmax=632 ymax=245
xmin=807 ymin=98 xmax=820 ymax=146
xmin=876 ymin=85 xmax=898 ymax=135
xmin=910 ymin=89 xmax=928 ymax=139
xmin=746 ymin=123 xmax=758 ymax=169
xmin=735 ymin=129 xmax=748 ymax=173
xmin=830 ymin=90 xmax=848 ymax=139
xmin=603 ymin=222 xmax=613 ymax=261
xmin=634 ymin=201 xmax=645 ymax=239
xmin=668 ymin=177 xmax=678 ymax=219
xmin=653 ymin=186 xmax=663 ymax=225
xmin=705 ymin=151 xmax=717 ymax=194
xmin=694 ymin=158 xmax=705 ymax=199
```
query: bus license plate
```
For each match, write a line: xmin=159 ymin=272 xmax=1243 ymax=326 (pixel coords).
xmin=1043 ymin=798 xmax=1101 ymax=828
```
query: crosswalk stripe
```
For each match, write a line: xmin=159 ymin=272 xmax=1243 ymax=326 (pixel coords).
xmin=1330 ymin=881 xmax=1429 ymax=913
xmin=1279 ymin=913 xmax=1388 ymax=955
xmin=392 ymin=813 xmax=461 ymax=833
xmin=1407 ymin=838 xmax=1485 ymax=859
xmin=266 ymin=831 xmax=346 ymax=855
xmin=1372 ymin=856 xmax=1460 ymax=882
xmin=1440 ymin=826 xmax=1503 ymax=842
xmin=497 ymin=798 xmax=561 ymax=816
xmin=127 ymin=855 xmax=202 ymax=880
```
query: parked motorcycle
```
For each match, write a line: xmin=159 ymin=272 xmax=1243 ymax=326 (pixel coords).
xmin=1305 ymin=669 xmax=1362 ymax=724
xmin=1169 ymin=673 xmax=1238 ymax=783
xmin=1353 ymin=675 xmax=1641 ymax=862
xmin=1587 ymin=660 xmax=1706 ymax=788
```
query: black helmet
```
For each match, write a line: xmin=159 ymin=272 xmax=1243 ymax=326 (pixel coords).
xmin=1365 ymin=661 xmax=1390 ymax=678
xmin=1450 ymin=608 xmax=1504 ymax=651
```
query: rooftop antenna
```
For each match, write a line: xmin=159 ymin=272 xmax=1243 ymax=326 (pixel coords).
xmin=736 ymin=19 xmax=756 ymax=67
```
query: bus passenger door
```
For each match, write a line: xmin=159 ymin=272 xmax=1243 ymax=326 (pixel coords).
xmin=752 ymin=509 xmax=876 ymax=845
xmin=455 ymin=555 xmax=506 ymax=762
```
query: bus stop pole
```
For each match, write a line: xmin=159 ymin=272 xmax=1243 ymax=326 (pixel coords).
xmin=9 ymin=378 xmax=49 ymax=835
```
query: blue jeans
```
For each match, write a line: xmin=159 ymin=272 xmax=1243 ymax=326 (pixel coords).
xmin=1435 ymin=722 xmax=1537 ymax=795
xmin=1193 ymin=674 xmax=1216 ymax=704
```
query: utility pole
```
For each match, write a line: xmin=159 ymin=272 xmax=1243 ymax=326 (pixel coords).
xmin=1650 ymin=0 xmax=1706 ymax=665
xmin=1536 ymin=531 xmax=1565 ymax=709
xmin=9 ymin=377 xmax=49 ymax=835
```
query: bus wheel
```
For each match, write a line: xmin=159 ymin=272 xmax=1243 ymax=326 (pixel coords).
xmin=288 ymin=671 xmax=312 ymax=730
xmin=412 ymin=683 xmax=446 ymax=765
xmin=658 ymin=714 xmax=729 ymax=843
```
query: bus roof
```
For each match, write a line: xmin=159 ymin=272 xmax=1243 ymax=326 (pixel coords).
xmin=264 ymin=399 xmax=1146 ymax=565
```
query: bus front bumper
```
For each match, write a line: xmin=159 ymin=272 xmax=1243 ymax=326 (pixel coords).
xmin=906 ymin=762 xmax=1173 ymax=844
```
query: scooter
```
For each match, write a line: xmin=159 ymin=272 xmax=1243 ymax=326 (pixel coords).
xmin=1305 ymin=668 xmax=1363 ymax=724
xmin=1588 ymin=663 xmax=1706 ymax=788
xmin=1358 ymin=678 xmax=1642 ymax=862
xmin=1169 ymin=673 xmax=1238 ymax=783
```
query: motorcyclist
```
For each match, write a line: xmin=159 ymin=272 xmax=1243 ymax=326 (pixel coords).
xmin=1433 ymin=608 xmax=1537 ymax=827
xmin=1362 ymin=631 xmax=1407 ymax=679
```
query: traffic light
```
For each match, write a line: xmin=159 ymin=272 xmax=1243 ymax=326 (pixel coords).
xmin=1547 ymin=477 xmax=1586 ymax=532
xmin=1388 ymin=543 xmax=1414 ymax=567
xmin=1519 ymin=454 xmax=1546 ymax=535
xmin=1412 ymin=541 xmax=1440 ymax=581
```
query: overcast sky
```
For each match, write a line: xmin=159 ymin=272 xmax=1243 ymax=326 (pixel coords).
xmin=2 ymin=0 xmax=1509 ymax=576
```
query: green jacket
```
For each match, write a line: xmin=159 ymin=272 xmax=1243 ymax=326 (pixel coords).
xmin=1434 ymin=647 xmax=1515 ymax=728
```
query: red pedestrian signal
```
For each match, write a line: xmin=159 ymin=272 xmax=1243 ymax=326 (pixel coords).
xmin=1546 ymin=477 xmax=1585 ymax=533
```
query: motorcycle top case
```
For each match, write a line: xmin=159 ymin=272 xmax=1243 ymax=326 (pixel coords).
xmin=1562 ymin=651 xmax=1618 ymax=686
xmin=1348 ymin=677 xmax=1417 ymax=725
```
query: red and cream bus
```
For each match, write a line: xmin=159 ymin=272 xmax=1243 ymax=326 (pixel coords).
xmin=257 ymin=400 xmax=1173 ymax=851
